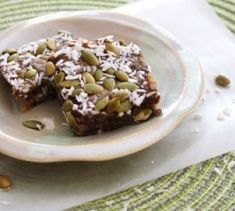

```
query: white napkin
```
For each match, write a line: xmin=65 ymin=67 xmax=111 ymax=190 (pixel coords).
xmin=1 ymin=0 xmax=235 ymax=210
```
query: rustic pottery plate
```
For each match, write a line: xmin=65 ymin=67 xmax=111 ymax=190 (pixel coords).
xmin=0 ymin=11 xmax=204 ymax=162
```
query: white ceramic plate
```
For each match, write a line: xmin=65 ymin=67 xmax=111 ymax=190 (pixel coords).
xmin=0 ymin=11 xmax=204 ymax=162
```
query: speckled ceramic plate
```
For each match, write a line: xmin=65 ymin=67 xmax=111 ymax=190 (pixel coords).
xmin=0 ymin=11 xmax=204 ymax=162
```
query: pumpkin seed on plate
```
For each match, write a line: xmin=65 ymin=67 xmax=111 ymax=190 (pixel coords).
xmin=81 ymin=50 xmax=100 ymax=66
xmin=134 ymin=108 xmax=152 ymax=122
xmin=115 ymin=70 xmax=129 ymax=82
xmin=106 ymin=68 xmax=115 ymax=75
xmin=94 ymin=69 xmax=103 ymax=81
xmin=54 ymin=72 xmax=65 ymax=84
xmin=95 ymin=96 xmax=109 ymax=111
xmin=116 ymin=100 xmax=132 ymax=113
xmin=19 ymin=69 xmax=26 ymax=79
xmin=119 ymin=39 xmax=126 ymax=46
xmin=65 ymin=112 xmax=77 ymax=127
xmin=117 ymin=82 xmax=139 ymax=91
xmin=22 ymin=120 xmax=45 ymax=131
xmin=41 ymin=55 xmax=49 ymax=61
xmin=147 ymin=74 xmax=157 ymax=90
xmin=24 ymin=68 xmax=37 ymax=80
xmin=107 ymin=98 xmax=120 ymax=113
xmin=83 ymin=72 xmax=95 ymax=84
xmin=45 ymin=61 xmax=56 ymax=76
xmin=215 ymin=75 xmax=230 ymax=87
xmin=104 ymin=78 xmax=115 ymax=91
xmin=84 ymin=83 xmax=104 ymax=94
xmin=36 ymin=43 xmax=47 ymax=55
xmin=105 ymin=43 xmax=120 ymax=57
xmin=62 ymin=100 xmax=73 ymax=111
xmin=72 ymin=88 xmax=82 ymax=97
xmin=113 ymin=90 xmax=129 ymax=102
xmin=0 ymin=175 xmax=12 ymax=189
xmin=7 ymin=53 xmax=19 ymax=63
xmin=2 ymin=48 xmax=17 ymax=55
xmin=47 ymin=38 xmax=57 ymax=50
xmin=59 ymin=80 xmax=79 ymax=87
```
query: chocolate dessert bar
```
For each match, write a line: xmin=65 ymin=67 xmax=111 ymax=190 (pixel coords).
xmin=52 ymin=35 xmax=161 ymax=135
xmin=0 ymin=32 xmax=161 ymax=136
xmin=0 ymin=31 xmax=73 ymax=111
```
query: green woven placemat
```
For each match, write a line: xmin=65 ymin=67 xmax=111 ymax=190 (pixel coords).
xmin=70 ymin=153 xmax=235 ymax=211
xmin=0 ymin=0 xmax=234 ymax=210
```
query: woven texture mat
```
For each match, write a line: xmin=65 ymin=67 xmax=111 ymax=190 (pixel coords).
xmin=0 ymin=0 xmax=234 ymax=210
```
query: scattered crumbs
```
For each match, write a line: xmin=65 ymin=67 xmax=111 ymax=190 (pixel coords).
xmin=105 ymin=200 xmax=114 ymax=206
xmin=206 ymin=88 xmax=210 ymax=94
xmin=0 ymin=200 xmax=11 ymax=206
xmin=150 ymin=160 xmax=155 ymax=164
xmin=227 ymin=160 xmax=235 ymax=174
xmin=61 ymin=122 xmax=69 ymax=127
xmin=193 ymin=113 xmax=203 ymax=121
xmin=222 ymin=107 xmax=232 ymax=117
xmin=193 ymin=129 xmax=200 ymax=134
xmin=214 ymin=167 xmax=222 ymax=175
xmin=217 ymin=112 xmax=225 ymax=121
xmin=121 ymin=201 xmax=129 ymax=211
xmin=146 ymin=186 xmax=154 ymax=192
xmin=214 ymin=88 xmax=220 ymax=94
xmin=134 ymin=187 xmax=143 ymax=194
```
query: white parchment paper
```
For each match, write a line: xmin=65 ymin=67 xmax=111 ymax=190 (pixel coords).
xmin=0 ymin=0 xmax=235 ymax=210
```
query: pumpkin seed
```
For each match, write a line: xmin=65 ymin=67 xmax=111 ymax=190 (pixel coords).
xmin=215 ymin=75 xmax=230 ymax=87
xmin=95 ymin=96 xmax=109 ymax=111
xmin=24 ymin=68 xmax=37 ymax=80
xmin=106 ymin=67 xmax=115 ymax=75
xmin=105 ymin=43 xmax=120 ymax=57
xmin=83 ymin=72 xmax=95 ymax=83
xmin=81 ymin=50 xmax=100 ymax=66
xmin=147 ymin=74 xmax=157 ymax=90
xmin=0 ymin=175 xmax=12 ymax=189
xmin=2 ymin=48 xmax=17 ymax=55
xmin=104 ymin=78 xmax=115 ymax=91
xmin=59 ymin=80 xmax=80 ymax=87
xmin=41 ymin=55 xmax=49 ymax=61
xmin=119 ymin=39 xmax=126 ymax=46
xmin=65 ymin=112 xmax=77 ymax=127
xmin=62 ymin=100 xmax=73 ymax=111
xmin=113 ymin=90 xmax=129 ymax=102
xmin=19 ymin=69 xmax=26 ymax=79
xmin=84 ymin=83 xmax=104 ymax=94
xmin=94 ymin=69 xmax=103 ymax=81
xmin=22 ymin=120 xmax=45 ymax=131
xmin=72 ymin=88 xmax=82 ymax=97
xmin=115 ymin=70 xmax=129 ymax=82
xmin=116 ymin=100 xmax=132 ymax=113
xmin=134 ymin=108 xmax=152 ymax=122
xmin=36 ymin=43 xmax=47 ymax=55
xmin=45 ymin=61 xmax=56 ymax=76
xmin=47 ymin=38 xmax=57 ymax=50
xmin=7 ymin=53 xmax=19 ymax=63
xmin=117 ymin=82 xmax=139 ymax=91
xmin=107 ymin=98 xmax=120 ymax=113
xmin=54 ymin=72 xmax=65 ymax=84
